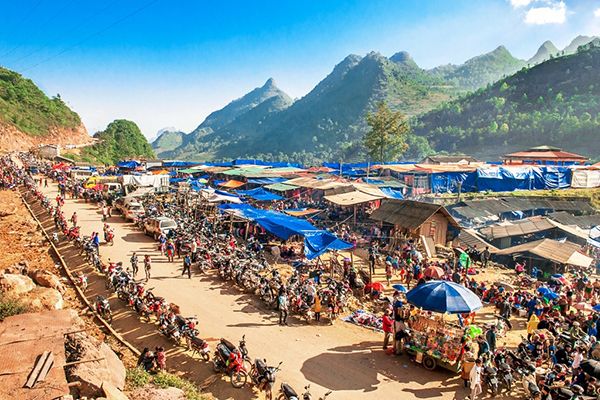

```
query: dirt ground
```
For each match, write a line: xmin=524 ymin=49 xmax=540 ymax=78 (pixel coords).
xmin=22 ymin=180 xmax=528 ymax=400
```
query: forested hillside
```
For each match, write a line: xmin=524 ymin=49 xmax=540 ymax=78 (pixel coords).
xmin=412 ymin=45 xmax=600 ymax=159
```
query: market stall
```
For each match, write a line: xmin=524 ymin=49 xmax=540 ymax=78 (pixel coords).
xmin=405 ymin=280 xmax=483 ymax=372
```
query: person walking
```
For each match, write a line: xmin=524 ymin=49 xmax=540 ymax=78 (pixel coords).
xmin=70 ymin=212 xmax=78 ymax=227
xmin=130 ymin=252 xmax=139 ymax=278
xmin=485 ymin=325 xmax=497 ymax=353
xmin=481 ymin=246 xmax=491 ymax=269
xmin=278 ymin=290 xmax=289 ymax=325
xmin=44 ymin=178 xmax=48 ymax=188
xmin=182 ymin=254 xmax=191 ymax=279
xmin=467 ymin=359 xmax=483 ymax=400
xmin=144 ymin=255 xmax=151 ymax=282
xmin=166 ymin=240 xmax=175 ymax=262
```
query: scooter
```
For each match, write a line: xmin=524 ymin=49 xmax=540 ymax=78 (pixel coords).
xmin=95 ymin=296 xmax=112 ymax=323
xmin=484 ymin=365 xmax=499 ymax=396
xmin=187 ymin=334 xmax=211 ymax=361
xmin=249 ymin=359 xmax=282 ymax=400
xmin=277 ymin=383 xmax=332 ymax=400
xmin=212 ymin=338 xmax=248 ymax=388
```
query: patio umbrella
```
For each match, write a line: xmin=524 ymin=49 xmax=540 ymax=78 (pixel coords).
xmin=424 ymin=266 xmax=444 ymax=279
xmin=581 ymin=360 xmax=600 ymax=379
xmin=537 ymin=287 xmax=559 ymax=300
xmin=495 ymin=281 xmax=515 ymax=291
xmin=593 ymin=304 xmax=600 ymax=313
xmin=406 ymin=280 xmax=483 ymax=314
xmin=392 ymin=284 xmax=407 ymax=293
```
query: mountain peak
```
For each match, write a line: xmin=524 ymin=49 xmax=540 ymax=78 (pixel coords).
xmin=563 ymin=35 xmax=599 ymax=54
xmin=262 ymin=78 xmax=276 ymax=88
xmin=528 ymin=40 xmax=559 ymax=65
xmin=390 ymin=51 xmax=419 ymax=69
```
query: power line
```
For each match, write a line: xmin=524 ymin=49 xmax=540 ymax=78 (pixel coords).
xmin=21 ymin=0 xmax=160 ymax=72
xmin=8 ymin=0 xmax=119 ymax=66
xmin=0 ymin=0 xmax=45 ymax=59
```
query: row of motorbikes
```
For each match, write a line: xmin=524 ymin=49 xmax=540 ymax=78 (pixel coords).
xmin=22 ymin=166 xmax=335 ymax=399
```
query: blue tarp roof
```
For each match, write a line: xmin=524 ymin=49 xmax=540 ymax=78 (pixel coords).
xmin=247 ymin=177 xmax=287 ymax=185
xmin=380 ymin=187 xmax=404 ymax=199
xmin=236 ymin=187 xmax=283 ymax=201
xmin=232 ymin=159 xmax=303 ymax=168
xmin=117 ymin=160 xmax=140 ymax=169
xmin=163 ymin=161 xmax=198 ymax=168
xmin=219 ymin=204 xmax=352 ymax=259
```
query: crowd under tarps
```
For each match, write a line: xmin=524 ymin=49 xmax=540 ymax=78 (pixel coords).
xmin=219 ymin=203 xmax=352 ymax=259
xmin=120 ymin=174 xmax=169 ymax=188
xmin=199 ymin=188 xmax=244 ymax=203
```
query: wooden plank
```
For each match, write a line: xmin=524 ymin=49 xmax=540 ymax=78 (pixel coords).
xmin=24 ymin=351 xmax=50 ymax=388
xmin=36 ymin=352 xmax=54 ymax=382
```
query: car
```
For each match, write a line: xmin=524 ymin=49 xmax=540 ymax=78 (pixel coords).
xmin=143 ymin=217 xmax=177 ymax=240
xmin=123 ymin=202 xmax=145 ymax=221
xmin=113 ymin=196 xmax=141 ymax=214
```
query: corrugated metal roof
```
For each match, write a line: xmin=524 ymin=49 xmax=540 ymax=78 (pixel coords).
xmin=456 ymin=229 xmax=500 ymax=253
xmin=325 ymin=190 xmax=383 ymax=206
xmin=480 ymin=216 xmax=555 ymax=240
xmin=547 ymin=211 xmax=600 ymax=229
xmin=495 ymin=238 xmax=591 ymax=267
xmin=370 ymin=199 xmax=460 ymax=230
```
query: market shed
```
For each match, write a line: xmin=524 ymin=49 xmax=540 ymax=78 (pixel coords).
xmin=495 ymin=238 xmax=593 ymax=275
xmin=370 ymin=199 xmax=460 ymax=246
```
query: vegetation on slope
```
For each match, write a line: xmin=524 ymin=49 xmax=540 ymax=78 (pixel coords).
xmin=0 ymin=66 xmax=81 ymax=136
xmin=80 ymin=119 xmax=155 ymax=165
xmin=413 ymin=44 xmax=600 ymax=159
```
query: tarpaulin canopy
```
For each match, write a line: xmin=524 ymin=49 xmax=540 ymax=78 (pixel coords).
xmin=264 ymin=183 xmax=299 ymax=192
xmin=247 ymin=177 xmax=287 ymax=185
xmin=379 ymin=187 xmax=404 ymax=199
xmin=219 ymin=204 xmax=352 ymax=259
xmin=200 ymin=189 xmax=244 ymax=203
xmin=179 ymin=168 xmax=203 ymax=174
xmin=324 ymin=190 xmax=383 ymax=206
xmin=163 ymin=161 xmax=198 ymax=168
xmin=236 ymin=187 xmax=283 ymax=201
xmin=218 ymin=179 xmax=246 ymax=188
xmin=284 ymin=208 xmax=321 ymax=217
xmin=117 ymin=160 xmax=140 ymax=169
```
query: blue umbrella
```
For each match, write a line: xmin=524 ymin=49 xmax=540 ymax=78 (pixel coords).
xmin=392 ymin=284 xmax=407 ymax=293
xmin=551 ymin=274 xmax=564 ymax=279
xmin=406 ymin=280 xmax=483 ymax=314
xmin=537 ymin=287 xmax=558 ymax=300
xmin=593 ymin=305 xmax=600 ymax=313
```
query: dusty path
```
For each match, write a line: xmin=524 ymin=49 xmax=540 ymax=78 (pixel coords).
xmin=29 ymin=181 xmax=485 ymax=400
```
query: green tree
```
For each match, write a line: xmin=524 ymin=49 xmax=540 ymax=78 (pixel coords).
xmin=363 ymin=102 xmax=410 ymax=162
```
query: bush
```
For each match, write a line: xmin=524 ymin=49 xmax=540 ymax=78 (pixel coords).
xmin=153 ymin=371 xmax=207 ymax=400
xmin=0 ymin=293 xmax=28 ymax=320
xmin=126 ymin=367 xmax=150 ymax=389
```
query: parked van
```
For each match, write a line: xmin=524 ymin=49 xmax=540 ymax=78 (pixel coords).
xmin=123 ymin=202 xmax=145 ymax=221
xmin=144 ymin=217 xmax=177 ymax=239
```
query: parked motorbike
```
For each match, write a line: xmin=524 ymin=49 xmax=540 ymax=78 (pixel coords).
xmin=277 ymin=383 xmax=332 ymax=400
xmin=249 ymin=359 xmax=282 ymax=400
xmin=95 ymin=295 xmax=112 ymax=323
xmin=497 ymin=361 xmax=513 ymax=393
xmin=187 ymin=334 xmax=211 ymax=361
xmin=484 ymin=365 xmax=499 ymax=396
xmin=212 ymin=338 xmax=248 ymax=388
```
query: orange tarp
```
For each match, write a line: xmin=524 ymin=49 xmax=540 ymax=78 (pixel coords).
xmin=219 ymin=179 xmax=246 ymax=188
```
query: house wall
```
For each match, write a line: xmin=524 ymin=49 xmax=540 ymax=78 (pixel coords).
xmin=418 ymin=212 xmax=449 ymax=246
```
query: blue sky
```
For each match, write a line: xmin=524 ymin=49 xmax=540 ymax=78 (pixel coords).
xmin=1 ymin=0 xmax=599 ymax=138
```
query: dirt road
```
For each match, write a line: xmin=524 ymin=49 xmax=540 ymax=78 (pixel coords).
xmin=34 ymin=181 xmax=475 ymax=400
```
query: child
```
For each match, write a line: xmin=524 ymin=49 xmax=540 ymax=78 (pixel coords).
xmin=314 ymin=293 xmax=322 ymax=322
xmin=385 ymin=261 xmax=393 ymax=286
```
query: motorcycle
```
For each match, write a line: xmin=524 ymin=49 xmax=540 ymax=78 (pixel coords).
xmin=187 ymin=334 xmax=211 ymax=361
xmin=95 ymin=296 xmax=112 ymax=323
xmin=249 ymin=359 xmax=282 ymax=400
xmin=277 ymin=383 xmax=332 ymax=400
xmin=484 ymin=365 xmax=499 ymax=396
xmin=212 ymin=338 xmax=248 ymax=388
xmin=522 ymin=366 xmax=541 ymax=400
xmin=497 ymin=361 xmax=513 ymax=393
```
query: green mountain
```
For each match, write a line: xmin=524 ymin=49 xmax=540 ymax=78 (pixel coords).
xmin=79 ymin=119 xmax=155 ymax=164
xmin=189 ymin=78 xmax=292 ymax=138
xmin=429 ymin=46 xmax=525 ymax=91
xmin=0 ymin=66 xmax=81 ymax=136
xmin=412 ymin=44 xmax=600 ymax=160
xmin=152 ymin=128 xmax=186 ymax=157
xmin=171 ymin=51 xmax=454 ymax=163
xmin=563 ymin=35 xmax=599 ymax=54
xmin=527 ymin=40 xmax=559 ymax=65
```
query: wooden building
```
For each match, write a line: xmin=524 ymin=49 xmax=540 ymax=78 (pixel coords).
xmin=503 ymin=145 xmax=588 ymax=166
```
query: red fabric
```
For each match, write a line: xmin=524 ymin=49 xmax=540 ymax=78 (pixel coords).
xmin=382 ymin=315 xmax=393 ymax=333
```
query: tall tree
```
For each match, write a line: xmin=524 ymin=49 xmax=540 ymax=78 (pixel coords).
xmin=363 ymin=101 xmax=410 ymax=162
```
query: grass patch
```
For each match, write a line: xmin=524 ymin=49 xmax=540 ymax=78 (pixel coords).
xmin=126 ymin=368 xmax=210 ymax=400
xmin=0 ymin=293 xmax=28 ymax=320
xmin=126 ymin=367 xmax=151 ymax=390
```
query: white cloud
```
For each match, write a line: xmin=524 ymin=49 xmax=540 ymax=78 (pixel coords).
xmin=595 ymin=7 xmax=600 ymax=17
xmin=524 ymin=1 xmax=567 ymax=24
xmin=510 ymin=0 xmax=533 ymax=8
